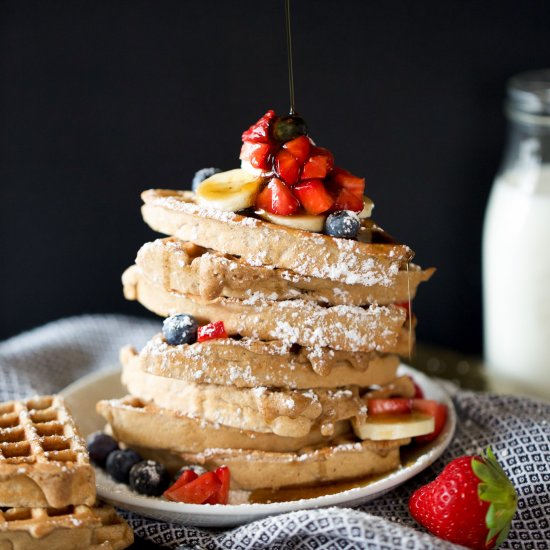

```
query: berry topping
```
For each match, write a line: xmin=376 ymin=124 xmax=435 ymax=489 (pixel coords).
xmin=324 ymin=210 xmax=361 ymax=238
xmin=367 ymin=398 xmax=413 ymax=415
xmin=293 ymin=179 xmax=334 ymax=215
xmin=256 ymin=177 xmax=300 ymax=216
xmin=192 ymin=167 xmax=222 ymax=192
xmin=174 ymin=465 xmax=207 ymax=482
xmin=105 ymin=449 xmax=142 ymax=483
xmin=411 ymin=399 xmax=448 ymax=443
xmin=197 ymin=321 xmax=228 ymax=342
xmin=241 ymin=110 xmax=276 ymax=143
xmin=272 ymin=114 xmax=308 ymax=143
xmin=330 ymin=166 xmax=365 ymax=198
xmin=86 ymin=432 xmax=118 ymax=467
xmin=301 ymin=147 xmax=334 ymax=180
xmin=129 ymin=460 xmax=171 ymax=496
xmin=275 ymin=149 xmax=301 ymax=185
xmin=330 ymin=187 xmax=364 ymax=212
xmin=162 ymin=314 xmax=198 ymax=345
xmin=164 ymin=466 xmax=231 ymax=505
xmin=240 ymin=141 xmax=272 ymax=171
xmin=282 ymin=135 xmax=310 ymax=165
xmin=409 ymin=448 xmax=517 ymax=549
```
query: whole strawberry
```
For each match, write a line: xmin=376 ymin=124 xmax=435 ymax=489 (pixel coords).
xmin=409 ymin=448 xmax=517 ymax=549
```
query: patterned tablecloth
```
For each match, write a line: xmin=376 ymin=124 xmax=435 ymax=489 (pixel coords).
xmin=0 ymin=315 xmax=548 ymax=550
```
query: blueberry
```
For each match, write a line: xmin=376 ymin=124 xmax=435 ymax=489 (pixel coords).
xmin=162 ymin=314 xmax=198 ymax=345
xmin=174 ymin=464 xmax=207 ymax=482
xmin=272 ymin=114 xmax=308 ymax=143
xmin=105 ymin=449 xmax=142 ymax=483
xmin=192 ymin=167 xmax=222 ymax=192
xmin=86 ymin=432 xmax=119 ymax=467
xmin=324 ymin=210 xmax=361 ymax=239
xmin=129 ymin=460 xmax=170 ymax=496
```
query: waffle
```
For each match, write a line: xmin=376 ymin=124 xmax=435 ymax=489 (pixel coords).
xmin=121 ymin=350 xmax=364 ymax=438
xmin=136 ymin=237 xmax=434 ymax=306
xmin=132 ymin=335 xmax=401 ymax=389
xmin=123 ymin=265 xmax=411 ymax=353
xmin=141 ymin=189 xmax=414 ymax=286
xmin=125 ymin=436 xmax=409 ymax=491
xmin=97 ymin=397 xmax=350 ymax=454
xmin=0 ymin=395 xmax=95 ymax=508
xmin=0 ymin=501 xmax=133 ymax=549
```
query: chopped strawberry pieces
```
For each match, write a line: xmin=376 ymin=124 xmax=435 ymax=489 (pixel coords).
xmin=330 ymin=187 xmax=364 ymax=212
xmin=239 ymin=142 xmax=272 ymax=170
xmin=241 ymin=110 xmax=276 ymax=143
xmin=164 ymin=471 xmax=221 ymax=504
xmin=293 ymin=180 xmax=334 ymax=215
xmin=330 ymin=167 xmax=365 ymax=198
xmin=164 ymin=466 xmax=231 ymax=505
xmin=256 ymin=177 xmax=300 ymax=215
xmin=412 ymin=399 xmax=448 ymax=443
xmin=163 ymin=469 xmax=198 ymax=499
xmin=198 ymin=321 xmax=228 ymax=342
xmin=301 ymin=147 xmax=334 ymax=180
xmin=275 ymin=149 xmax=301 ymax=185
xmin=206 ymin=466 xmax=230 ymax=505
xmin=367 ymin=398 xmax=413 ymax=415
xmin=282 ymin=135 xmax=311 ymax=165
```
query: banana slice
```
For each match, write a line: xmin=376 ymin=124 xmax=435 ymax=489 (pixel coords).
xmin=358 ymin=196 xmax=374 ymax=219
xmin=352 ymin=412 xmax=434 ymax=441
xmin=196 ymin=169 xmax=264 ymax=212
xmin=257 ymin=210 xmax=326 ymax=232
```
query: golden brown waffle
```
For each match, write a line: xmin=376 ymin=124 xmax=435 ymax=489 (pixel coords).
xmin=128 ymin=436 xmax=409 ymax=491
xmin=121 ymin=351 xmax=364 ymax=438
xmin=97 ymin=396 xmax=350 ymax=454
xmin=123 ymin=265 xmax=411 ymax=353
xmin=0 ymin=501 xmax=133 ymax=549
xmin=137 ymin=237 xmax=434 ymax=306
xmin=0 ymin=395 xmax=95 ymax=508
xmin=130 ymin=335 xmax=401 ymax=389
xmin=141 ymin=189 xmax=414 ymax=286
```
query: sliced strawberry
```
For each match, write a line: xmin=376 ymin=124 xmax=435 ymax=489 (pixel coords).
xmin=293 ymin=179 xmax=334 ymax=215
xmin=206 ymin=466 xmax=231 ymax=505
xmin=198 ymin=321 xmax=228 ymax=342
xmin=239 ymin=142 xmax=272 ymax=170
xmin=282 ymin=135 xmax=310 ymax=165
xmin=330 ymin=187 xmax=364 ymax=212
xmin=241 ymin=110 xmax=276 ymax=143
xmin=331 ymin=167 xmax=365 ymax=198
xmin=275 ymin=149 xmax=301 ymax=185
xmin=163 ymin=471 xmax=221 ymax=504
xmin=412 ymin=399 xmax=448 ymax=443
xmin=301 ymin=147 xmax=334 ymax=180
xmin=163 ymin=469 xmax=198 ymax=499
xmin=256 ymin=177 xmax=300 ymax=215
xmin=367 ymin=398 xmax=413 ymax=415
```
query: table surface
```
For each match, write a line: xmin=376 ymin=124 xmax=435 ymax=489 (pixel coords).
xmin=126 ymin=344 xmax=547 ymax=549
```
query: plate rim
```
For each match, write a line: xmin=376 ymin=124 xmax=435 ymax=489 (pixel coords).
xmin=61 ymin=364 xmax=456 ymax=520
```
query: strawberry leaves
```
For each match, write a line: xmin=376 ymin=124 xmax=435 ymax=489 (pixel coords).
xmin=472 ymin=448 xmax=518 ymax=548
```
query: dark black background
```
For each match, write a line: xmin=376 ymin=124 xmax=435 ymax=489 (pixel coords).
xmin=2 ymin=0 xmax=550 ymax=353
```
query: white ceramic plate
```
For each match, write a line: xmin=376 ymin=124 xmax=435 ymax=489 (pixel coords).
xmin=61 ymin=365 xmax=456 ymax=527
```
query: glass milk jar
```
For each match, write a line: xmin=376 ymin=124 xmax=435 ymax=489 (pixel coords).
xmin=483 ymin=69 xmax=550 ymax=397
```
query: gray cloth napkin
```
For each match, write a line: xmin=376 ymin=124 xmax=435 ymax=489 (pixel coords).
xmin=0 ymin=314 xmax=548 ymax=550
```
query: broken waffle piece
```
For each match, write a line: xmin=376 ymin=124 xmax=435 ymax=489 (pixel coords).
xmin=0 ymin=501 xmax=133 ymax=549
xmin=0 ymin=395 xmax=95 ymax=508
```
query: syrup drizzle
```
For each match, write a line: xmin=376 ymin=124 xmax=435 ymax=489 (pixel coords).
xmin=285 ymin=0 xmax=296 ymax=115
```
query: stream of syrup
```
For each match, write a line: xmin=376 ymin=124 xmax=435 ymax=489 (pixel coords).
xmin=285 ymin=0 xmax=296 ymax=115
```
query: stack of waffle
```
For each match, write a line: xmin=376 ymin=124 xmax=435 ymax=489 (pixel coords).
xmin=0 ymin=395 xmax=133 ymax=548
xmin=97 ymin=189 xmax=433 ymax=496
